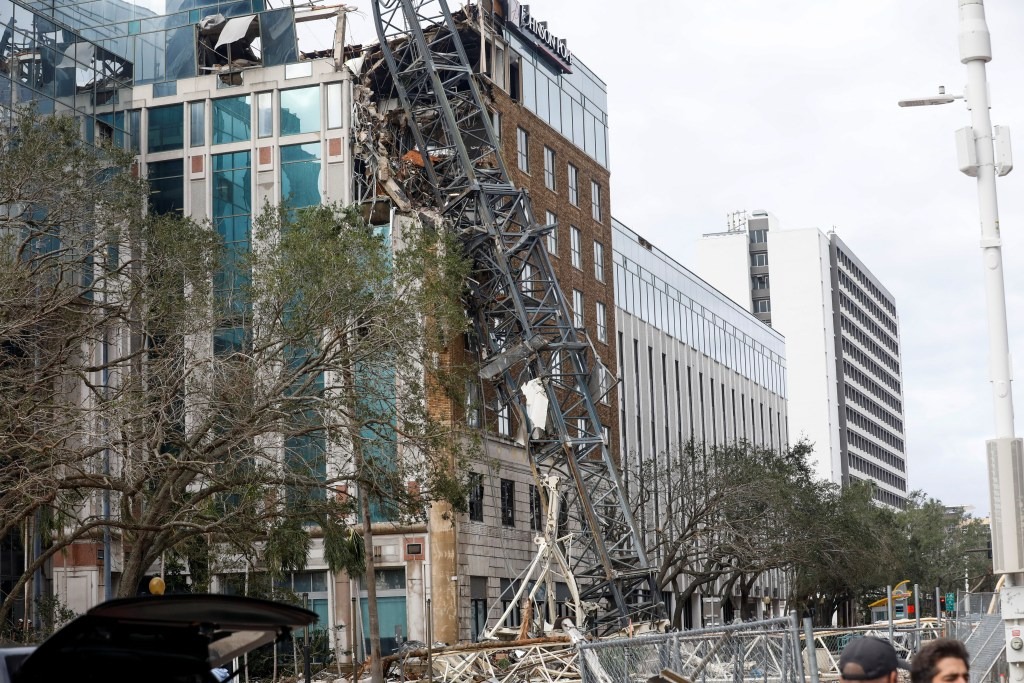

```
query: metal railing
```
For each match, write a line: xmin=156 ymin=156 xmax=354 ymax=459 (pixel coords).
xmin=579 ymin=615 xmax=805 ymax=683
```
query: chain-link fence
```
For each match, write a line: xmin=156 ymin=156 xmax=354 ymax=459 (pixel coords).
xmin=578 ymin=615 xmax=805 ymax=683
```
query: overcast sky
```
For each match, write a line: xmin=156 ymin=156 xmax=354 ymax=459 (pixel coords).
xmin=337 ymin=1 xmax=1024 ymax=517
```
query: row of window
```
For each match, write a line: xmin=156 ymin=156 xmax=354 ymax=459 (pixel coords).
xmin=618 ymin=335 xmax=785 ymax=471
xmin=467 ymin=475 xmax=555 ymax=532
xmin=148 ymin=142 xmax=321 ymax=218
xmin=845 ymin=405 xmax=905 ymax=454
xmin=840 ymin=316 xmax=901 ymax=375
xmin=752 ymin=275 xmax=769 ymax=290
xmin=848 ymin=475 xmax=907 ymax=509
xmin=542 ymin=214 xmax=606 ymax=281
xmin=753 ymin=298 xmax=771 ymax=314
xmin=849 ymin=453 xmax=907 ymax=492
xmin=751 ymin=252 xmax=768 ymax=267
xmin=517 ymin=128 xmax=603 ymax=222
xmin=147 ymin=84 xmax=337 ymax=154
xmin=843 ymin=359 xmax=903 ymax=414
xmin=614 ymin=253 xmax=787 ymax=396
xmin=837 ymin=249 xmax=897 ymax=318
xmin=565 ymin=289 xmax=608 ymax=342
xmin=838 ymin=270 xmax=898 ymax=336
xmin=844 ymin=382 xmax=905 ymax=434
xmin=841 ymin=337 xmax=901 ymax=395
xmin=749 ymin=229 xmax=768 ymax=244
xmin=839 ymin=292 xmax=900 ymax=355
xmin=847 ymin=429 xmax=906 ymax=474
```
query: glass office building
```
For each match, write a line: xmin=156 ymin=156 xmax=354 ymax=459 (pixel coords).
xmin=0 ymin=0 xmax=133 ymax=143
xmin=16 ymin=1 xmax=308 ymax=86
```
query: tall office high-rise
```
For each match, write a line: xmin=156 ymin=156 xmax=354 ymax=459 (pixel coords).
xmin=697 ymin=211 xmax=907 ymax=508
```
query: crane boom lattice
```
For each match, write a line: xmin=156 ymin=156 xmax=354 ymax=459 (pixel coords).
xmin=368 ymin=0 xmax=662 ymax=634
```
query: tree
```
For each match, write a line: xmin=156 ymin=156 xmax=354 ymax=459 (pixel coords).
xmin=0 ymin=108 xmax=472 ymax=639
xmin=788 ymin=480 xmax=901 ymax=626
xmin=626 ymin=439 xmax=820 ymax=628
xmin=892 ymin=494 xmax=995 ymax=600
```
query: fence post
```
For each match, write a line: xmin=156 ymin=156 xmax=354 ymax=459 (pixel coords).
xmin=791 ymin=612 xmax=805 ymax=683
xmin=887 ymin=585 xmax=894 ymax=643
xmin=804 ymin=617 xmax=820 ymax=683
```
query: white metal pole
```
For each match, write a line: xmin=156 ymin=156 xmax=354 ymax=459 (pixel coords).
xmin=957 ymin=2 xmax=1024 ymax=679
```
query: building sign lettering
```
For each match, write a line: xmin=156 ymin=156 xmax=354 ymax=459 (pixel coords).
xmin=510 ymin=3 xmax=573 ymax=71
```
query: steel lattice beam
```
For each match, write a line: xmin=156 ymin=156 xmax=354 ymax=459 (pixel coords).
xmin=369 ymin=0 xmax=662 ymax=634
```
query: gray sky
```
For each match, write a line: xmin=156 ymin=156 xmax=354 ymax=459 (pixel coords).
xmin=339 ymin=1 xmax=1024 ymax=516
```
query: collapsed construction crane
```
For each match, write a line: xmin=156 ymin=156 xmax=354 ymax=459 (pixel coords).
xmin=364 ymin=0 xmax=664 ymax=635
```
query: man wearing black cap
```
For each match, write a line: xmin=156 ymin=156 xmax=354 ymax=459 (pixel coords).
xmin=839 ymin=637 xmax=910 ymax=683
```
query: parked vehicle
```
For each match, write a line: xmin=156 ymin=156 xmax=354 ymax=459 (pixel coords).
xmin=0 ymin=648 xmax=33 ymax=683
xmin=10 ymin=594 xmax=316 ymax=683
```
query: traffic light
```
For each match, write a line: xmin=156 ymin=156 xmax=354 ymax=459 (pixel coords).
xmin=908 ymin=604 xmax=915 ymax=617
xmin=939 ymin=595 xmax=946 ymax=610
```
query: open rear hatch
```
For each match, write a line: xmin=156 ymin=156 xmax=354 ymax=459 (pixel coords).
xmin=14 ymin=594 xmax=316 ymax=683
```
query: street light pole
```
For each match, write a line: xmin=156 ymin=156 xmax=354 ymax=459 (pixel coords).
xmin=900 ymin=1 xmax=1024 ymax=677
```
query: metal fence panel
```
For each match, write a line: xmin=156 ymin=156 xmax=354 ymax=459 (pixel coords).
xmin=579 ymin=615 xmax=804 ymax=683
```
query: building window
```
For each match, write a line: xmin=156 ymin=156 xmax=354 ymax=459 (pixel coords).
xmin=492 ymin=110 xmax=501 ymax=141
xmin=751 ymin=252 xmax=769 ymax=267
xmin=500 ymin=479 xmax=515 ymax=527
xmin=212 ymin=95 xmax=251 ymax=144
xmin=466 ymin=381 xmax=481 ymax=428
xmin=257 ymin=92 xmax=273 ymax=138
xmin=546 ymin=211 xmax=557 ymax=255
xmin=492 ymin=41 xmax=507 ymax=89
xmin=590 ymin=180 xmax=602 ymax=222
xmin=468 ymin=473 xmax=484 ymax=521
xmin=594 ymin=241 xmax=605 ymax=282
xmin=572 ymin=289 xmax=584 ymax=328
xmin=327 ymin=83 xmax=343 ymax=129
xmin=280 ymin=86 xmax=321 ymax=136
xmin=570 ymin=226 xmax=581 ymax=269
xmin=148 ymin=159 xmax=184 ymax=215
xmin=281 ymin=142 xmax=322 ymax=208
xmin=754 ymin=298 xmax=771 ymax=313
xmin=596 ymin=301 xmax=607 ymax=342
xmin=753 ymin=275 xmax=769 ymax=290
xmin=529 ymin=484 xmax=543 ymax=531
xmin=470 ymin=577 xmax=488 ymax=642
xmin=520 ymin=262 xmax=533 ymax=295
xmin=568 ymin=164 xmax=579 ymax=206
xmin=750 ymin=229 xmax=767 ymax=243
xmin=274 ymin=572 xmax=329 ymax=636
xmin=543 ymin=146 xmax=555 ymax=190
xmin=497 ymin=403 xmax=510 ymax=436
xmin=517 ymin=127 xmax=529 ymax=172
xmin=189 ymin=100 xmax=206 ymax=147
xmin=148 ymin=104 xmax=184 ymax=153
xmin=212 ymin=151 xmax=252 ymax=315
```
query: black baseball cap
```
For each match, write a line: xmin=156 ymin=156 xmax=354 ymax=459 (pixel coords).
xmin=839 ymin=637 xmax=909 ymax=680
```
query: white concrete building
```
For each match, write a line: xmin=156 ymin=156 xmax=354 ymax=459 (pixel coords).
xmin=613 ymin=218 xmax=790 ymax=626
xmin=697 ymin=212 xmax=908 ymax=508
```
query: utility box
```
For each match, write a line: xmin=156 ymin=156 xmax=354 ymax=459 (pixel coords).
xmin=988 ymin=438 xmax=1024 ymax=574
xmin=994 ymin=125 xmax=1013 ymax=176
xmin=956 ymin=127 xmax=979 ymax=176
xmin=1002 ymin=586 xmax=1024 ymax=663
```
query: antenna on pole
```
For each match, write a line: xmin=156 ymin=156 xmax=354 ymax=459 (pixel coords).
xmin=726 ymin=210 xmax=748 ymax=232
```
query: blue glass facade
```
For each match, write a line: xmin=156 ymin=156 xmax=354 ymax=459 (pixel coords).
xmin=1 ymin=0 xmax=133 ymax=143
xmin=19 ymin=0 xmax=303 ymax=85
